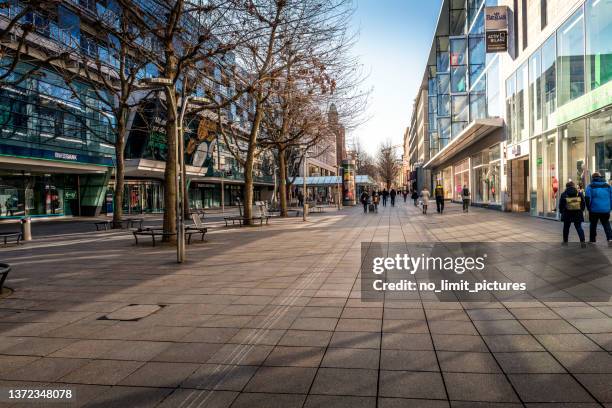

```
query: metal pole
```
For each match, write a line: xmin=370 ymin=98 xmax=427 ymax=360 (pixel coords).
xmin=303 ymin=152 xmax=307 ymax=221
xmin=337 ymin=165 xmax=342 ymax=210
xmin=218 ymin=142 xmax=225 ymax=214
xmin=176 ymin=93 xmax=189 ymax=263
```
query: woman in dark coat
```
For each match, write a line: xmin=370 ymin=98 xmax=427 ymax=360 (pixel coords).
xmin=559 ymin=181 xmax=586 ymax=246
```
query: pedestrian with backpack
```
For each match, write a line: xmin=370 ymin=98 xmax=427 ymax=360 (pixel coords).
xmin=559 ymin=181 xmax=586 ymax=247
xmin=461 ymin=184 xmax=470 ymax=213
xmin=434 ymin=182 xmax=445 ymax=214
xmin=585 ymin=172 xmax=612 ymax=245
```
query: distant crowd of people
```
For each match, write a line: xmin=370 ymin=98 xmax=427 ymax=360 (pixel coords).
xmin=357 ymin=171 xmax=612 ymax=247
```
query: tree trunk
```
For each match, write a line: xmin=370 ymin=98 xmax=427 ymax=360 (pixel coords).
xmin=278 ymin=146 xmax=288 ymax=217
xmin=163 ymin=103 xmax=178 ymax=242
xmin=112 ymin=115 xmax=126 ymax=229
xmin=242 ymin=103 xmax=264 ymax=225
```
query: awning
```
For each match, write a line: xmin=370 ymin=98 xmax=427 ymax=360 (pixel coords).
xmin=424 ymin=118 xmax=504 ymax=170
xmin=291 ymin=175 xmax=377 ymax=186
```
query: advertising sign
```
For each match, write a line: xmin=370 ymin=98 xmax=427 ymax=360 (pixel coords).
xmin=342 ymin=159 xmax=356 ymax=206
xmin=486 ymin=30 xmax=508 ymax=53
xmin=485 ymin=6 xmax=508 ymax=30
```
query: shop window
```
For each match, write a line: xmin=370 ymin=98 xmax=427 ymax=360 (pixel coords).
xmin=531 ymin=136 xmax=545 ymax=215
xmin=585 ymin=0 xmax=612 ymax=92
xmin=559 ymin=119 xmax=586 ymax=192
xmin=588 ymin=109 xmax=612 ymax=179
xmin=541 ymin=35 xmax=556 ymax=131
xmin=454 ymin=160 xmax=470 ymax=200
xmin=557 ymin=8 xmax=585 ymax=107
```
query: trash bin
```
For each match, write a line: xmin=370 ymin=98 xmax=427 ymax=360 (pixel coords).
xmin=20 ymin=217 xmax=32 ymax=241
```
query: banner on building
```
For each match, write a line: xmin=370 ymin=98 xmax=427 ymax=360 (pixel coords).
xmin=485 ymin=6 xmax=509 ymax=30
xmin=486 ymin=30 xmax=508 ymax=53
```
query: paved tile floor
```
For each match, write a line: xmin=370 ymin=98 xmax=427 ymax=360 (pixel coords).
xmin=0 ymin=202 xmax=611 ymax=407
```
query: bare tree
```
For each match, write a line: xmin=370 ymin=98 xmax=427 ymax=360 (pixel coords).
xmin=49 ymin=1 xmax=161 ymax=227
xmin=218 ymin=0 xmax=365 ymax=224
xmin=351 ymin=137 xmax=377 ymax=180
xmin=117 ymin=0 xmax=248 ymax=238
xmin=377 ymin=140 xmax=400 ymax=189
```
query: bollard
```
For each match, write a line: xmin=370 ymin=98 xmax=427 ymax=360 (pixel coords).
xmin=20 ymin=217 xmax=32 ymax=241
xmin=303 ymin=203 xmax=309 ymax=221
xmin=0 ymin=263 xmax=10 ymax=292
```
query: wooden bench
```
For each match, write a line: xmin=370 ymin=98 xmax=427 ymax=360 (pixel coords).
xmin=133 ymin=228 xmax=202 ymax=246
xmin=0 ymin=232 xmax=22 ymax=246
xmin=185 ymin=214 xmax=207 ymax=243
xmin=123 ymin=218 xmax=144 ymax=229
xmin=94 ymin=220 xmax=112 ymax=231
xmin=133 ymin=229 xmax=176 ymax=246
xmin=224 ymin=201 xmax=269 ymax=227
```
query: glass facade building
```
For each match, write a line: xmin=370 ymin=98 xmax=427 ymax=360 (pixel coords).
xmin=424 ymin=0 xmax=504 ymax=207
xmin=1 ymin=0 xmax=275 ymax=217
xmin=416 ymin=0 xmax=612 ymax=217
xmin=504 ymin=0 xmax=612 ymax=218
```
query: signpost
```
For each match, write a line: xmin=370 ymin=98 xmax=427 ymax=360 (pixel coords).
xmin=485 ymin=6 xmax=511 ymax=55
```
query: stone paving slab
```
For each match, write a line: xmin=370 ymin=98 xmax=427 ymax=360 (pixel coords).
xmin=0 ymin=203 xmax=611 ymax=406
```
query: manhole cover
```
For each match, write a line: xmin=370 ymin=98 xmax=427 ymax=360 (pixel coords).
xmin=100 ymin=304 xmax=164 ymax=321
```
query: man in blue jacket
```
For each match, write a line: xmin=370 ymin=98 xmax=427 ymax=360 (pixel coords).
xmin=585 ymin=172 xmax=612 ymax=245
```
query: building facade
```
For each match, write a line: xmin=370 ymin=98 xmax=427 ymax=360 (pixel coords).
xmin=0 ymin=0 xmax=275 ymax=218
xmin=411 ymin=0 xmax=610 ymax=218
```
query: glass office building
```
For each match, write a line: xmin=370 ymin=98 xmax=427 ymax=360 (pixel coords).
xmin=1 ymin=0 xmax=274 ymax=217
xmin=505 ymin=0 xmax=612 ymax=218
xmin=424 ymin=0 xmax=505 ymax=207
xmin=416 ymin=0 xmax=611 ymax=216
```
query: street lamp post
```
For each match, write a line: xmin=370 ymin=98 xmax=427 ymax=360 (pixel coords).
xmin=141 ymin=77 xmax=209 ymax=263
xmin=337 ymin=165 xmax=342 ymax=211
xmin=303 ymin=149 xmax=308 ymax=222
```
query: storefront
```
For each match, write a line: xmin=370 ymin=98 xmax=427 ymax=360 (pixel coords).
xmin=530 ymin=107 xmax=612 ymax=218
xmin=453 ymin=160 xmax=470 ymax=201
xmin=472 ymin=144 xmax=502 ymax=206
xmin=0 ymin=171 xmax=80 ymax=218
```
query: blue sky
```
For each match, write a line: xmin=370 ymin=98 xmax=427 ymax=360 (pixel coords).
xmin=350 ymin=0 xmax=442 ymax=155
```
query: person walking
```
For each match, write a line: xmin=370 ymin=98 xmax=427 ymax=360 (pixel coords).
xmin=297 ymin=191 xmax=304 ymax=208
xmin=434 ymin=182 xmax=445 ymax=214
xmin=382 ymin=189 xmax=389 ymax=207
xmin=390 ymin=188 xmax=397 ymax=207
xmin=411 ymin=190 xmax=418 ymax=206
xmin=372 ymin=191 xmax=380 ymax=213
xmin=360 ymin=190 xmax=370 ymax=214
xmin=559 ymin=181 xmax=586 ymax=247
xmin=585 ymin=172 xmax=612 ymax=245
xmin=402 ymin=189 xmax=408 ymax=203
xmin=461 ymin=184 xmax=470 ymax=213
xmin=421 ymin=187 xmax=430 ymax=215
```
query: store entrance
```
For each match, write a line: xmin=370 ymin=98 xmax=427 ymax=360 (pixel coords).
xmin=510 ymin=158 xmax=529 ymax=212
